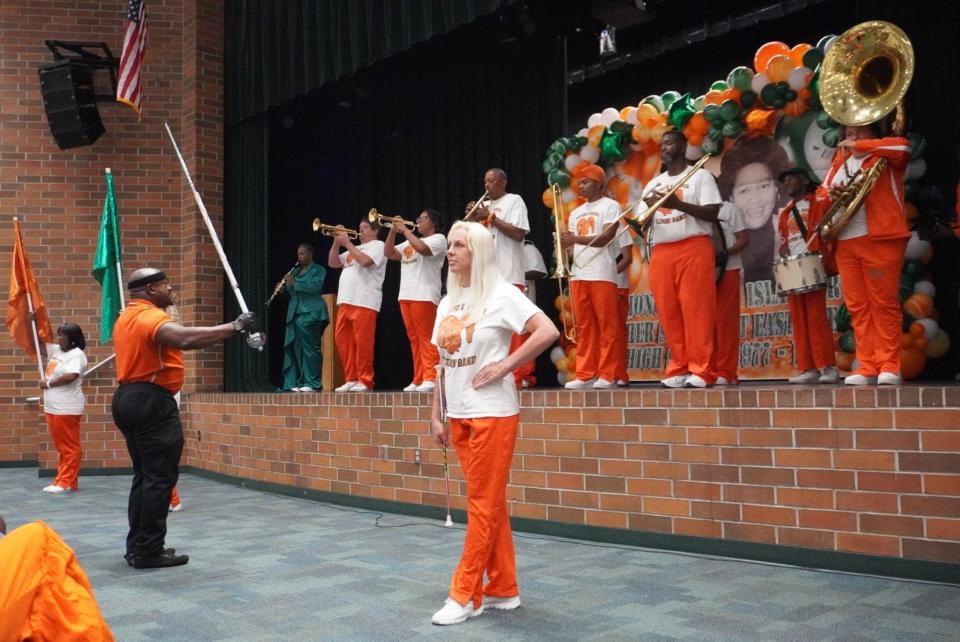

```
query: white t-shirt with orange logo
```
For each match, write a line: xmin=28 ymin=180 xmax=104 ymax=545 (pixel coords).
xmin=43 ymin=345 xmax=87 ymax=415
xmin=776 ymin=198 xmax=812 ymax=256
xmin=338 ymin=240 xmax=387 ymax=311
xmin=716 ymin=201 xmax=747 ymax=271
xmin=432 ymin=281 xmax=540 ymax=418
xmin=397 ymin=234 xmax=447 ymax=304
xmin=644 ymin=168 xmax=722 ymax=246
xmin=488 ymin=193 xmax=530 ymax=286
xmin=569 ymin=196 xmax=623 ymax=284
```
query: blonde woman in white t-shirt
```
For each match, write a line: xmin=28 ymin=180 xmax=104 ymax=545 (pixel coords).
xmin=429 ymin=221 xmax=558 ymax=626
xmin=38 ymin=323 xmax=88 ymax=494
xmin=385 ymin=209 xmax=447 ymax=392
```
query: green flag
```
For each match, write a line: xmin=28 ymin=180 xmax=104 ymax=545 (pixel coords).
xmin=92 ymin=170 xmax=123 ymax=343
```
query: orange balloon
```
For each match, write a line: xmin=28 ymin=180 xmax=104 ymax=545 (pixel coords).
xmin=562 ymin=310 xmax=575 ymax=329
xmin=587 ymin=125 xmax=605 ymax=148
xmin=905 ymin=202 xmax=919 ymax=221
xmin=754 ymin=41 xmax=791 ymax=73
xmin=909 ymin=322 xmax=925 ymax=338
xmin=704 ymin=90 xmax=725 ymax=106
xmin=765 ymin=54 xmax=795 ymax=83
xmin=566 ymin=346 xmax=578 ymax=362
xmin=914 ymin=336 xmax=929 ymax=352
xmin=554 ymin=295 xmax=565 ymax=312
xmin=745 ymin=108 xmax=777 ymax=136
xmin=835 ymin=351 xmax=855 ymax=372
xmin=542 ymin=186 xmax=556 ymax=209
xmin=904 ymin=293 xmax=934 ymax=320
xmin=636 ymin=103 xmax=661 ymax=126
xmin=901 ymin=333 xmax=914 ymax=349
xmin=900 ymin=348 xmax=926 ymax=380
xmin=683 ymin=112 xmax=709 ymax=146
xmin=789 ymin=43 xmax=813 ymax=66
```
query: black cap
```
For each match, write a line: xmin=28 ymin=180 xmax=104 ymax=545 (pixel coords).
xmin=127 ymin=270 xmax=168 ymax=290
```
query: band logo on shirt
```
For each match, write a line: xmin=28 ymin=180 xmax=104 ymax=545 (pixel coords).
xmin=345 ymin=254 xmax=355 ymax=267
xmin=576 ymin=216 xmax=596 ymax=236
xmin=655 ymin=187 xmax=685 ymax=223
xmin=401 ymin=245 xmax=417 ymax=263
xmin=437 ymin=313 xmax=476 ymax=359
xmin=45 ymin=360 xmax=57 ymax=377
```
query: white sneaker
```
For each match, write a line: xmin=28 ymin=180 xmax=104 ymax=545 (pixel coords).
xmin=416 ymin=381 xmax=436 ymax=392
xmin=788 ymin=369 xmax=820 ymax=384
xmin=483 ymin=595 xmax=521 ymax=610
xmin=352 ymin=383 xmax=371 ymax=392
xmin=402 ymin=383 xmax=419 ymax=392
xmin=169 ymin=502 xmax=183 ymax=513
xmin=715 ymin=376 xmax=729 ymax=386
xmin=661 ymin=375 xmax=689 ymax=388
xmin=432 ymin=597 xmax=483 ymax=625
xmin=564 ymin=378 xmax=594 ymax=390
xmin=844 ymin=373 xmax=877 ymax=386
xmin=593 ymin=378 xmax=615 ymax=389
xmin=686 ymin=374 xmax=708 ymax=388
xmin=521 ymin=379 xmax=531 ymax=389
xmin=42 ymin=485 xmax=68 ymax=494
xmin=335 ymin=381 xmax=358 ymax=392
xmin=616 ymin=379 xmax=629 ymax=387
xmin=818 ymin=367 xmax=839 ymax=384
xmin=877 ymin=371 xmax=902 ymax=385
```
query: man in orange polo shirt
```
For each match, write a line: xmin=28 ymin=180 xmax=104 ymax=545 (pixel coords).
xmin=112 ymin=268 xmax=255 ymax=569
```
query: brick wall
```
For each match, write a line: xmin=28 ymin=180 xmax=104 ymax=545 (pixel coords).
xmin=183 ymin=386 xmax=960 ymax=565
xmin=0 ymin=0 xmax=225 ymax=465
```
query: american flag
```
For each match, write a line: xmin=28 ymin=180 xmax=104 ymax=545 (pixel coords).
xmin=116 ymin=0 xmax=147 ymax=117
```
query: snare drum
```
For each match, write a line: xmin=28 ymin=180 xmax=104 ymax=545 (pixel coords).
xmin=772 ymin=252 xmax=827 ymax=296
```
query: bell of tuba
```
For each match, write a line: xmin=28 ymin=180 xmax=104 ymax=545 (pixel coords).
xmin=816 ymin=20 xmax=913 ymax=241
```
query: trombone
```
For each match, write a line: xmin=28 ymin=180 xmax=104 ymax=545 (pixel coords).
xmin=572 ymin=154 xmax=712 ymax=269
xmin=549 ymin=183 xmax=576 ymax=342
xmin=368 ymin=208 xmax=415 ymax=229
xmin=463 ymin=190 xmax=490 ymax=222
xmin=312 ymin=218 xmax=358 ymax=238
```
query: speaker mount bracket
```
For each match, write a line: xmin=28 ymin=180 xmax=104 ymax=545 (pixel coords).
xmin=44 ymin=41 xmax=118 ymax=100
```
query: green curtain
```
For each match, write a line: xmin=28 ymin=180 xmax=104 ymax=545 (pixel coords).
xmin=223 ymin=114 xmax=272 ymax=391
xmin=225 ymin=0 xmax=508 ymax=126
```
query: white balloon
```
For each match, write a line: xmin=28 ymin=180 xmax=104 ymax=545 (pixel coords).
xmin=563 ymin=154 xmax=582 ymax=171
xmin=561 ymin=187 xmax=576 ymax=203
xmin=685 ymin=144 xmax=704 ymax=161
xmin=549 ymin=345 xmax=565 ymax=365
xmin=787 ymin=66 xmax=812 ymax=91
xmin=557 ymin=371 xmax=568 ymax=386
xmin=904 ymin=232 xmax=931 ymax=261
xmin=601 ymin=107 xmax=620 ymax=127
xmin=913 ymin=280 xmax=936 ymax=298
xmin=579 ymin=146 xmax=600 ymax=163
xmin=577 ymin=127 xmax=589 ymax=138
xmin=624 ymin=107 xmax=639 ymax=125
xmin=906 ymin=158 xmax=927 ymax=181
xmin=918 ymin=318 xmax=940 ymax=341
xmin=587 ymin=113 xmax=603 ymax=128
xmin=751 ymin=72 xmax=770 ymax=95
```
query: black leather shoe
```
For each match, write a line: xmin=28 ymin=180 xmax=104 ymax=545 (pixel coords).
xmin=125 ymin=548 xmax=176 ymax=567
xmin=131 ymin=550 xmax=188 ymax=569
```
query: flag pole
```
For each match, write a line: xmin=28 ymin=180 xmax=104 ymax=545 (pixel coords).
xmin=105 ymin=169 xmax=126 ymax=308
xmin=13 ymin=217 xmax=46 ymax=380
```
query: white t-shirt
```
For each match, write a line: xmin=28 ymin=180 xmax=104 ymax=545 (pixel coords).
xmin=716 ymin=201 xmax=748 ymax=271
xmin=776 ymin=198 xmax=813 ymax=256
xmin=830 ymin=155 xmax=868 ymax=240
xmin=43 ymin=345 xmax=87 ymax=415
xmin=432 ymin=281 xmax=540 ymax=418
xmin=645 ymin=168 xmax=722 ymax=246
xmin=569 ymin=196 xmax=623 ymax=284
xmin=488 ymin=193 xmax=530 ymax=286
xmin=614 ymin=227 xmax=634 ymax=288
xmin=397 ymin=234 xmax=447 ymax=304
xmin=523 ymin=241 xmax=547 ymax=304
xmin=338 ymin=240 xmax=388 ymax=311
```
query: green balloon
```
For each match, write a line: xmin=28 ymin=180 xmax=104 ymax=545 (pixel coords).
xmin=907 ymin=132 xmax=926 ymax=159
xmin=776 ymin=82 xmax=790 ymax=95
xmin=835 ymin=304 xmax=851 ymax=333
xmin=600 ymin=130 xmax=628 ymax=163
xmin=815 ymin=110 xmax=833 ymax=129
xmin=760 ymin=83 xmax=780 ymax=106
xmin=693 ymin=95 xmax=706 ymax=111
xmin=701 ymin=138 xmax=720 ymax=155
xmin=547 ymin=167 xmax=571 ymax=188
xmin=668 ymin=94 xmax=695 ymax=130
xmin=839 ymin=330 xmax=856 ymax=353
xmin=703 ymin=104 xmax=721 ymax=122
xmin=719 ymin=99 xmax=739 ymax=122
xmin=568 ymin=136 xmax=584 ymax=151
xmin=802 ymin=48 xmax=824 ymax=70
xmin=642 ymin=94 xmax=665 ymax=112
xmin=661 ymin=91 xmax=682 ymax=111
xmin=549 ymin=140 xmax=566 ymax=156
xmin=541 ymin=153 xmax=562 ymax=173
xmin=903 ymin=259 xmax=926 ymax=279
xmin=610 ymin=120 xmax=633 ymax=134
xmin=722 ymin=119 xmax=745 ymax=138
xmin=822 ymin=127 xmax=841 ymax=148
xmin=727 ymin=66 xmax=755 ymax=93
xmin=707 ymin=126 xmax=725 ymax=143
xmin=740 ymin=90 xmax=757 ymax=109
xmin=899 ymin=274 xmax=917 ymax=302
xmin=785 ymin=90 xmax=797 ymax=102
xmin=710 ymin=80 xmax=729 ymax=91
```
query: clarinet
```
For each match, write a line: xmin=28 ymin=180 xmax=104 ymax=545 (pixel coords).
xmin=265 ymin=262 xmax=299 ymax=307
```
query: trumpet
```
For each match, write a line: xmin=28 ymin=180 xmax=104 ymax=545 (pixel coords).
xmin=265 ymin=262 xmax=299 ymax=307
xmin=463 ymin=190 xmax=490 ymax=222
xmin=368 ymin=208 xmax=415 ymax=229
xmin=549 ymin=183 xmax=576 ymax=342
xmin=312 ymin=219 xmax=358 ymax=238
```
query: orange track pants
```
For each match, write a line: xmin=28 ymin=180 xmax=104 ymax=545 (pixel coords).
xmin=399 ymin=300 xmax=440 ymax=384
xmin=44 ymin=413 xmax=81 ymax=491
xmin=0 ymin=521 xmax=114 ymax=641
xmin=570 ymin=280 xmax=619 ymax=382
xmin=616 ymin=287 xmax=629 ymax=382
xmin=836 ymin=236 xmax=906 ymax=375
xmin=334 ymin=303 xmax=378 ymax=388
xmin=788 ymin=288 xmax=836 ymax=371
xmin=448 ymin=415 xmax=519 ymax=609
xmin=509 ymin=284 xmax=534 ymax=387
xmin=710 ymin=269 xmax=741 ymax=382
xmin=649 ymin=235 xmax=717 ymax=380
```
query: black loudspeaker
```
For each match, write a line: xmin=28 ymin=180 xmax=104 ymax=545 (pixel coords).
xmin=38 ymin=60 xmax=105 ymax=150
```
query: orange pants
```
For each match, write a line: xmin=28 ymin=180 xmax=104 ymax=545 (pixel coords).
xmin=616 ymin=287 xmax=629 ymax=382
xmin=570 ymin=280 xmax=619 ymax=382
xmin=509 ymin=284 xmax=534 ymax=387
xmin=335 ymin=303 xmax=378 ymax=388
xmin=710 ymin=269 xmax=741 ymax=382
xmin=836 ymin=236 xmax=906 ymax=375
xmin=0 ymin=521 xmax=114 ymax=641
xmin=788 ymin=288 xmax=836 ymax=371
xmin=649 ymin=235 xmax=716 ymax=380
xmin=448 ymin=415 xmax=519 ymax=609
xmin=44 ymin=413 xmax=81 ymax=491
xmin=399 ymin=300 xmax=439 ymax=384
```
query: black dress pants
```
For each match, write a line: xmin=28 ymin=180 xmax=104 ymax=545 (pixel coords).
xmin=112 ymin=382 xmax=184 ymax=557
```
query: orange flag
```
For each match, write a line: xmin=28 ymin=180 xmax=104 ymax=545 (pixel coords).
xmin=6 ymin=219 xmax=53 ymax=356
